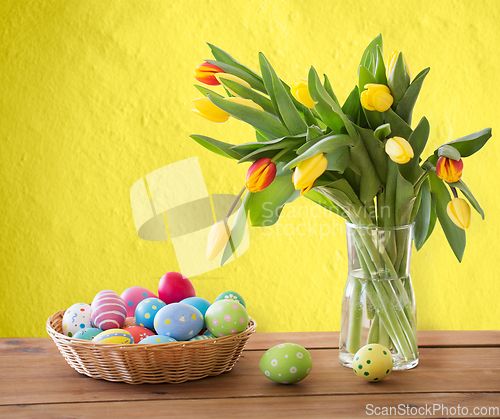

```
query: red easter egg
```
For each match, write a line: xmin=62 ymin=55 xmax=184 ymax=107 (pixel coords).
xmin=124 ymin=326 xmax=155 ymax=343
xmin=158 ymin=272 xmax=196 ymax=305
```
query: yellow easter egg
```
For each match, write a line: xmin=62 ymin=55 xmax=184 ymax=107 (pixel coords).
xmin=353 ymin=344 xmax=393 ymax=382
xmin=93 ymin=328 xmax=134 ymax=344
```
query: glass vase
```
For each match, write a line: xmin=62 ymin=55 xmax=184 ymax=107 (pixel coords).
xmin=339 ymin=222 xmax=418 ymax=370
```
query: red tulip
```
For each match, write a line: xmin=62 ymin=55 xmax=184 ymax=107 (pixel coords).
xmin=436 ymin=156 xmax=463 ymax=183
xmin=245 ymin=158 xmax=277 ymax=193
xmin=195 ymin=62 xmax=224 ymax=86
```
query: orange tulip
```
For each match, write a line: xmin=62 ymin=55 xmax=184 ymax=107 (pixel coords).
xmin=245 ymin=158 xmax=277 ymax=193
xmin=195 ymin=62 xmax=224 ymax=86
xmin=436 ymin=156 xmax=463 ymax=183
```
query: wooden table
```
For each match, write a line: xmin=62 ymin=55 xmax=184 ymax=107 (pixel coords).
xmin=1 ymin=331 xmax=499 ymax=418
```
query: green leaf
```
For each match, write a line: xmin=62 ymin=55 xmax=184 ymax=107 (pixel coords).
xmin=194 ymin=85 xmax=224 ymax=98
xmin=206 ymin=59 xmax=266 ymax=93
xmin=355 ymin=125 xmax=388 ymax=182
xmin=429 ymin=173 xmax=466 ymax=262
xmin=437 ymin=144 xmax=461 ymax=161
xmin=256 ymin=129 xmax=276 ymax=142
xmin=218 ymin=78 xmax=276 ymax=115
xmin=449 ymin=180 xmax=485 ymax=219
xmin=236 ymin=137 xmax=306 ymax=163
xmin=383 ymin=161 xmax=398 ymax=226
xmin=207 ymin=43 xmax=263 ymax=82
xmin=306 ymin=125 xmax=324 ymax=141
xmin=302 ymin=105 xmax=318 ymax=127
xmin=342 ymin=86 xmax=361 ymax=124
xmin=442 ymin=128 xmax=492 ymax=158
xmin=232 ymin=134 xmax=306 ymax=156
xmin=414 ymin=177 xmax=431 ymax=250
xmin=207 ymin=93 xmax=289 ymax=138
xmin=283 ymin=134 xmax=353 ymax=170
xmin=374 ymin=45 xmax=388 ymax=85
xmin=325 ymin=146 xmax=352 ymax=173
xmin=247 ymin=166 xmax=300 ymax=227
xmin=305 ymin=189 xmax=348 ymax=219
xmin=399 ymin=117 xmax=430 ymax=183
xmin=424 ymin=193 xmax=438 ymax=245
xmin=385 ymin=108 xmax=413 ymax=139
xmin=308 ymin=68 xmax=346 ymax=134
xmin=350 ymin=136 xmax=382 ymax=205
xmin=395 ymin=67 xmax=430 ymax=125
xmin=387 ymin=53 xmax=410 ymax=106
xmin=395 ymin=169 xmax=415 ymax=226
xmin=190 ymin=135 xmax=243 ymax=160
xmin=221 ymin=193 xmax=252 ymax=266
xmin=358 ymin=65 xmax=383 ymax=130
xmin=324 ymin=74 xmax=341 ymax=106
xmin=259 ymin=54 xmax=308 ymax=136
xmin=359 ymin=34 xmax=383 ymax=73
xmin=374 ymin=123 xmax=391 ymax=141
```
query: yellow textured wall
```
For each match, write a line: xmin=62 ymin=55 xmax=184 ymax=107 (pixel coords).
xmin=1 ymin=0 xmax=499 ymax=337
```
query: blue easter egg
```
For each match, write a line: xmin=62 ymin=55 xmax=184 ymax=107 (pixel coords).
xmin=94 ymin=329 xmax=134 ymax=344
xmin=73 ymin=327 xmax=102 ymax=341
xmin=135 ymin=298 xmax=166 ymax=330
xmin=139 ymin=335 xmax=178 ymax=344
xmin=154 ymin=303 xmax=204 ymax=341
xmin=180 ymin=297 xmax=212 ymax=317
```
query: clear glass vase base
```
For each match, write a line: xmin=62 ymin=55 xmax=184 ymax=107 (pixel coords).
xmin=339 ymin=351 xmax=419 ymax=371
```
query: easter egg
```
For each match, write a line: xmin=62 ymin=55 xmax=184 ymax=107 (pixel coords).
xmin=62 ymin=303 xmax=92 ymax=337
xmin=158 ymin=272 xmax=196 ymax=305
xmin=94 ymin=329 xmax=134 ymax=344
xmin=91 ymin=290 xmax=127 ymax=330
xmin=202 ymin=329 xmax=216 ymax=338
xmin=123 ymin=316 xmax=137 ymax=328
xmin=353 ymin=344 xmax=393 ymax=382
xmin=135 ymin=298 xmax=166 ymax=330
xmin=124 ymin=326 xmax=155 ymax=343
xmin=205 ymin=300 xmax=249 ymax=337
xmin=121 ymin=286 xmax=157 ymax=317
xmin=260 ymin=343 xmax=312 ymax=384
xmin=139 ymin=335 xmax=177 ymax=344
xmin=189 ymin=335 xmax=212 ymax=341
xmin=73 ymin=327 xmax=102 ymax=341
xmin=215 ymin=291 xmax=246 ymax=308
xmin=154 ymin=303 xmax=204 ymax=341
xmin=180 ymin=297 xmax=211 ymax=317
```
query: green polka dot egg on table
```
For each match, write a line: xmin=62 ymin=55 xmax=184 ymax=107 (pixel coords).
xmin=260 ymin=343 xmax=312 ymax=384
xmin=353 ymin=344 xmax=393 ymax=382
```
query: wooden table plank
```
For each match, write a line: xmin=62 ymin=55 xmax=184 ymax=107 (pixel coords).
xmin=1 ymin=343 xmax=499 ymax=406
xmin=2 ymin=393 xmax=499 ymax=419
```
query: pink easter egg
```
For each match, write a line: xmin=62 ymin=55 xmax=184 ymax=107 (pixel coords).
xmin=121 ymin=286 xmax=157 ymax=317
xmin=158 ymin=272 xmax=196 ymax=305
xmin=123 ymin=316 xmax=137 ymax=328
xmin=124 ymin=326 xmax=155 ymax=343
xmin=91 ymin=290 xmax=127 ymax=330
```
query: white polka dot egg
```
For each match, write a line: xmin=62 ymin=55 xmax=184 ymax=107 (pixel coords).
xmin=62 ymin=303 xmax=93 ymax=337
xmin=259 ymin=343 xmax=312 ymax=384
xmin=205 ymin=300 xmax=249 ymax=337
xmin=353 ymin=344 xmax=393 ymax=382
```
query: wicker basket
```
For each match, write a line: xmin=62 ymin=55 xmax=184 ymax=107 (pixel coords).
xmin=46 ymin=309 xmax=256 ymax=384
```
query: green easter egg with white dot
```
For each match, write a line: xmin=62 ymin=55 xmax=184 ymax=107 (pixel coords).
xmin=205 ymin=300 xmax=249 ymax=337
xmin=353 ymin=344 xmax=393 ymax=382
xmin=259 ymin=343 xmax=312 ymax=384
xmin=214 ymin=291 xmax=246 ymax=307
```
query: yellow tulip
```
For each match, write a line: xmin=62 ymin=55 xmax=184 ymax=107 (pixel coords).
xmin=206 ymin=220 xmax=230 ymax=261
xmin=214 ymin=73 xmax=251 ymax=96
xmin=385 ymin=136 xmax=414 ymax=164
xmin=225 ymin=97 xmax=264 ymax=112
xmin=291 ymin=78 xmax=316 ymax=109
xmin=447 ymin=198 xmax=471 ymax=230
xmin=361 ymin=84 xmax=394 ymax=112
xmin=191 ymin=97 xmax=230 ymax=123
xmin=293 ymin=153 xmax=328 ymax=195
xmin=386 ymin=50 xmax=412 ymax=80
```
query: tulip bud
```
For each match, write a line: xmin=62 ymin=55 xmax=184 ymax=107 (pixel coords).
xmin=386 ymin=50 xmax=411 ymax=80
xmin=191 ymin=97 xmax=231 ymax=123
xmin=245 ymin=158 xmax=277 ymax=193
xmin=195 ymin=62 xmax=224 ymax=86
xmin=293 ymin=153 xmax=328 ymax=195
xmin=291 ymin=78 xmax=316 ymax=109
xmin=436 ymin=156 xmax=463 ymax=183
xmin=214 ymin=73 xmax=251 ymax=96
xmin=206 ymin=220 xmax=231 ymax=261
xmin=385 ymin=136 xmax=414 ymax=164
xmin=361 ymin=84 xmax=394 ymax=113
xmin=447 ymin=198 xmax=471 ymax=230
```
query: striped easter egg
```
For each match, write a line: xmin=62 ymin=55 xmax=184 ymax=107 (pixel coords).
xmin=91 ymin=290 xmax=127 ymax=330
xmin=93 ymin=328 xmax=134 ymax=344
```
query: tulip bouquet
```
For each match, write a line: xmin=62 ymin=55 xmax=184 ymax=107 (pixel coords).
xmin=190 ymin=35 xmax=492 ymax=367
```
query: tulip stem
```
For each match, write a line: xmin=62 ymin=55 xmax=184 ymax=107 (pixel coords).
xmin=271 ymin=147 xmax=293 ymax=163
xmin=451 ymin=187 xmax=458 ymax=199
xmin=225 ymin=186 xmax=247 ymax=219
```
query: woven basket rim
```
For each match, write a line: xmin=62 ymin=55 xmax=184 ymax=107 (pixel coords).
xmin=46 ymin=309 xmax=256 ymax=350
